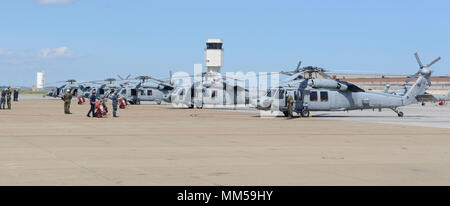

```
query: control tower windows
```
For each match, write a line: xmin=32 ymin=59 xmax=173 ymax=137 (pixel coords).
xmin=207 ymin=43 xmax=222 ymax=50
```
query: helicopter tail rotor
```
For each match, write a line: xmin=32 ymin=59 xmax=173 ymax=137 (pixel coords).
xmin=406 ymin=52 xmax=440 ymax=84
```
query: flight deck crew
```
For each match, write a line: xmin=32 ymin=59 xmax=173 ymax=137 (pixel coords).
xmin=0 ymin=89 xmax=6 ymax=109
xmin=64 ymin=89 xmax=72 ymax=114
xmin=6 ymin=87 xmax=11 ymax=110
xmin=87 ymin=90 xmax=97 ymax=117
xmin=13 ymin=89 xmax=18 ymax=101
xmin=111 ymin=90 xmax=119 ymax=117
xmin=287 ymin=95 xmax=294 ymax=118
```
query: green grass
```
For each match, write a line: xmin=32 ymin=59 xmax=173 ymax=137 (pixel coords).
xmin=18 ymin=90 xmax=47 ymax=95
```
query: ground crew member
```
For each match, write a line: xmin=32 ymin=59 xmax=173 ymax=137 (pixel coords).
xmin=6 ymin=87 xmax=12 ymax=110
xmin=0 ymin=89 xmax=6 ymax=109
xmin=13 ymin=89 xmax=18 ymax=101
xmin=64 ymin=89 xmax=72 ymax=114
xmin=87 ymin=90 xmax=97 ymax=117
xmin=287 ymin=95 xmax=294 ymax=118
xmin=111 ymin=89 xmax=119 ymax=117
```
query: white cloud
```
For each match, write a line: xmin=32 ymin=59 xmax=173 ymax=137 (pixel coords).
xmin=34 ymin=0 xmax=74 ymax=5
xmin=0 ymin=47 xmax=76 ymax=65
xmin=39 ymin=46 xmax=72 ymax=58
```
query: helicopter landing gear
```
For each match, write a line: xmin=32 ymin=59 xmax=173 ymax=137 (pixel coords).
xmin=300 ymin=109 xmax=310 ymax=117
xmin=283 ymin=111 xmax=289 ymax=117
xmin=391 ymin=108 xmax=404 ymax=117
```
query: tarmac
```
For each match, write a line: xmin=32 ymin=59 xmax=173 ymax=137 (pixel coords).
xmin=0 ymin=96 xmax=450 ymax=185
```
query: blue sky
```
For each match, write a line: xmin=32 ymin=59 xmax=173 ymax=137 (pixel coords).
xmin=0 ymin=0 xmax=449 ymax=86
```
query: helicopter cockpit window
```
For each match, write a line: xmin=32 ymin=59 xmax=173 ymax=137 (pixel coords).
xmin=121 ymin=89 xmax=126 ymax=95
xmin=265 ymin=90 xmax=272 ymax=97
xmin=179 ymin=89 xmax=184 ymax=96
xmin=140 ymin=90 xmax=145 ymax=95
xmin=211 ymin=90 xmax=217 ymax=98
xmin=278 ymin=89 xmax=285 ymax=99
xmin=147 ymin=90 xmax=152 ymax=96
xmin=320 ymin=91 xmax=328 ymax=102
xmin=310 ymin=91 xmax=318 ymax=102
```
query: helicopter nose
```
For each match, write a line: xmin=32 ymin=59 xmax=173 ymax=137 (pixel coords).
xmin=254 ymin=98 xmax=271 ymax=110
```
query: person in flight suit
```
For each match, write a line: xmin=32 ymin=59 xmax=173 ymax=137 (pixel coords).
xmin=87 ymin=89 xmax=97 ymax=117
xmin=111 ymin=89 xmax=119 ymax=117
xmin=6 ymin=87 xmax=12 ymax=110
xmin=0 ymin=89 xmax=6 ymax=109
xmin=287 ymin=95 xmax=294 ymax=118
xmin=64 ymin=89 xmax=72 ymax=114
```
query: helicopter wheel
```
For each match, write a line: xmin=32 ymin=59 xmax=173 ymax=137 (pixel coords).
xmin=283 ymin=111 xmax=289 ymax=117
xmin=301 ymin=109 xmax=310 ymax=117
xmin=397 ymin=111 xmax=404 ymax=117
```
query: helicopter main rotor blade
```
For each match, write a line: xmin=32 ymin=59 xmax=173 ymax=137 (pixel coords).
xmin=284 ymin=73 xmax=303 ymax=82
xmin=296 ymin=61 xmax=302 ymax=72
xmin=414 ymin=52 xmax=424 ymax=69
xmin=405 ymin=72 xmax=419 ymax=83
xmin=319 ymin=71 xmax=332 ymax=79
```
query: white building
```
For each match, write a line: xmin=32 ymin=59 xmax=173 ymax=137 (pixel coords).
xmin=37 ymin=72 xmax=45 ymax=90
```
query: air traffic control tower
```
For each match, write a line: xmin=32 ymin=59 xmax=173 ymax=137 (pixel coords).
xmin=204 ymin=38 xmax=224 ymax=73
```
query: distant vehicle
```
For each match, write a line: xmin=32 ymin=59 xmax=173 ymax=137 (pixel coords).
xmin=254 ymin=53 xmax=441 ymax=117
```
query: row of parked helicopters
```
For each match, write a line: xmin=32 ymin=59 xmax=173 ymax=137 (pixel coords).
xmin=45 ymin=52 xmax=449 ymax=117
xmin=45 ymin=73 xmax=175 ymax=105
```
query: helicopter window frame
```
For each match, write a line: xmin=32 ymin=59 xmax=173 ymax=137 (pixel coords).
xmin=278 ymin=89 xmax=285 ymax=99
xmin=310 ymin=91 xmax=318 ymax=102
xmin=131 ymin=89 xmax=137 ymax=96
xmin=320 ymin=91 xmax=328 ymax=102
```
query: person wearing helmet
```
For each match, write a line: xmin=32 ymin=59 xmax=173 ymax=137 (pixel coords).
xmin=64 ymin=88 xmax=72 ymax=114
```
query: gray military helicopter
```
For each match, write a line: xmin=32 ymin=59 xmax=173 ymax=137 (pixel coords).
xmin=254 ymin=53 xmax=441 ymax=117
xmin=131 ymin=75 xmax=174 ymax=104
xmin=45 ymin=79 xmax=84 ymax=98
xmin=164 ymin=71 xmax=250 ymax=108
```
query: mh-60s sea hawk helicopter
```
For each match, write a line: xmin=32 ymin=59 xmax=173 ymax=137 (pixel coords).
xmin=254 ymin=53 xmax=441 ymax=117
